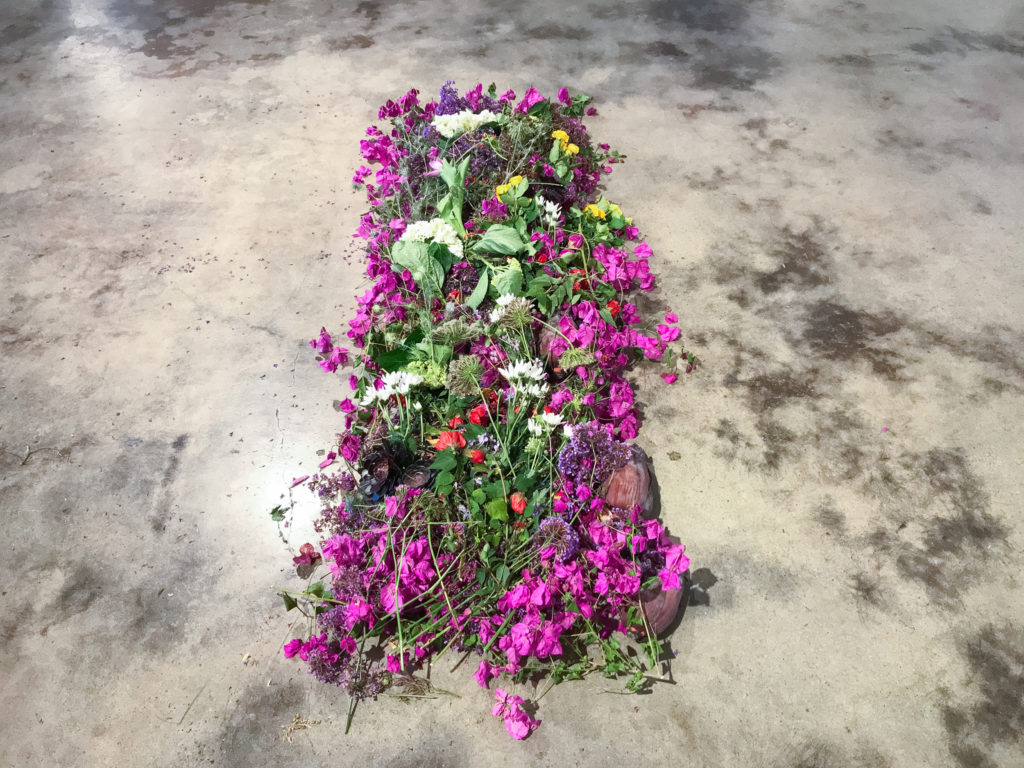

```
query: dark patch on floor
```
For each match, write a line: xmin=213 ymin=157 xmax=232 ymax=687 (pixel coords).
xmin=618 ymin=39 xmax=690 ymax=64
xmin=869 ymin=448 xmax=1007 ymax=608
xmin=756 ymin=228 xmax=832 ymax=294
xmin=742 ymin=370 xmax=820 ymax=412
xmin=714 ymin=418 xmax=742 ymax=445
xmin=525 ymin=23 xmax=592 ymax=41
xmin=378 ymin=727 xmax=469 ymax=768
xmin=926 ymin=325 xmax=1024 ymax=381
xmin=815 ymin=499 xmax=846 ymax=537
xmin=216 ymin=679 xmax=307 ymax=768
xmin=691 ymin=41 xmax=781 ymax=90
xmin=910 ymin=28 xmax=1024 ymax=57
xmin=848 ymin=571 xmax=884 ymax=608
xmin=643 ymin=0 xmax=751 ymax=33
xmin=826 ymin=53 xmax=876 ymax=70
xmin=754 ymin=417 xmax=797 ymax=471
xmin=52 ymin=565 xmax=105 ymax=626
xmin=326 ymin=34 xmax=374 ymax=51
xmin=942 ymin=623 xmax=1024 ymax=767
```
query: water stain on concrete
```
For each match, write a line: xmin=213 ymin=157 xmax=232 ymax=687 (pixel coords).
xmin=910 ymin=28 xmax=1024 ymax=57
xmin=869 ymin=448 xmax=1006 ymax=608
xmin=942 ymin=623 xmax=1024 ymax=767
xmin=326 ymin=34 xmax=375 ymax=51
xmin=525 ymin=23 xmax=592 ymax=41
xmin=757 ymin=228 xmax=833 ymax=294
xmin=51 ymin=565 xmax=105 ymax=626
xmin=216 ymin=679 xmax=306 ymax=768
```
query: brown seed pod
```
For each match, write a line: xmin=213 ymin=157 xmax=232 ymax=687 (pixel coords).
xmin=600 ymin=445 xmax=655 ymax=518
xmin=639 ymin=583 xmax=684 ymax=637
xmin=399 ymin=463 xmax=434 ymax=490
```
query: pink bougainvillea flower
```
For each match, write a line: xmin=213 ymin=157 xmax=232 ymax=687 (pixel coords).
xmin=292 ymin=542 xmax=318 ymax=566
xmin=491 ymin=689 xmax=540 ymax=740
xmin=290 ymin=475 xmax=309 ymax=488
xmin=657 ymin=324 xmax=681 ymax=343
xmin=661 ymin=373 xmax=677 ymax=384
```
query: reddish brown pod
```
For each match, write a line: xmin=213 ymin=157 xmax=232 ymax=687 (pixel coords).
xmin=600 ymin=445 xmax=656 ymax=518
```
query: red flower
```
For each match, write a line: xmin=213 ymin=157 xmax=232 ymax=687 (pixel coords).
xmin=470 ymin=449 xmax=485 ymax=464
xmin=536 ymin=253 xmax=548 ymax=264
xmin=510 ymin=492 xmax=527 ymax=515
xmin=435 ymin=431 xmax=467 ymax=451
xmin=468 ymin=404 xmax=490 ymax=426
xmin=448 ymin=415 xmax=465 ymax=428
xmin=607 ymin=299 xmax=621 ymax=317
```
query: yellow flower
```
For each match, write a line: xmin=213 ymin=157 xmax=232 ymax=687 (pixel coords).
xmin=495 ymin=184 xmax=510 ymax=197
xmin=551 ymin=130 xmax=569 ymax=144
xmin=508 ymin=175 xmax=523 ymax=186
xmin=584 ymin=204 xmax=606 ymax=220
xmin=565 ymin=143 xmax=579 ymax=156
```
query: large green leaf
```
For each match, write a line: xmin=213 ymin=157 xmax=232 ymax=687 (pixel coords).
xmin=492 ymin=258 xmax=523 ymax=296
xmin=466 ymin=267 xmax=489 ymax=308
xmin=472 ymin=224 xmax=524 ymax=256
xmin=390 ymin=240 xmax=445 ymax=298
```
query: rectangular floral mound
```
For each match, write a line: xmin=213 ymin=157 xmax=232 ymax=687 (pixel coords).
xmin=275 ymin=81 xmax=692 ymax=739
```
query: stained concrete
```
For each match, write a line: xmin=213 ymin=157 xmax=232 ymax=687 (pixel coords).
xmin=1 ymin=1 xmax=1022 ymax=766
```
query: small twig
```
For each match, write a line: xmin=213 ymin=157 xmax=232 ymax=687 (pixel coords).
xmin=177 ymin=685 xmax=206 ymax=726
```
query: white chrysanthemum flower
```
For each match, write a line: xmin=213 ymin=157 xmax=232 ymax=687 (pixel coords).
xmin=562 ymin=424 xmax=574 ymax=439
xmin=524 ymin=382 xmax=547 ymax=398
xmin=541 ymin=411 xmax=564 ymax=428
xmin=527 ymin=419 xmax=543 ymax=436
xmin=498 ymin=359 xmax=546 ymax=383
xmin=380 ymin=370 xmax=424 ymax=396
xmin=495 ymin=293 xmax=517 ymax=308
xmin=433 ymin=109 xmax=501 ymax=139
xmin=400 ymin=218 xmax=464 ymax=258
xmin=535 ymin=195 xmax=561 ymax=228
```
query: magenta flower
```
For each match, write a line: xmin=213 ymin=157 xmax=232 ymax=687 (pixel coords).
xmin=491 ymin=689 xmax=540 ymax=740
xmin=515 ymin=88 xmax=545 ymax=114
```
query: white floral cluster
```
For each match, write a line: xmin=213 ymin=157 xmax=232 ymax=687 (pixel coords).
xmin=499 ymin=358 xmax=547 ymax=398
xmin=360 ymin=370 xmax=424 ymax=405
xmin=488 ymin=293 xmax=530 ymax=323
xmin=534 ymin=195 xmax=561 ymax=229
xmin=400 ymin=218 xmax=464 ymax=258
xmin=432 ymin=109 xmax=501 ymax=139
xmin=526 ymin=410 xmax=567 ymax=436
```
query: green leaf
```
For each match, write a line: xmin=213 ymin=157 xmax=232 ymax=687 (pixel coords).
xmin=485 ymin=498 xmax=508 ymax=521
xmin=434 ymin=470 xmax=454 ymax=489
xmin=472 ymin=224 xmax=524 ymax=256
xmin=466 ymin=267 xmax=489 ymax=309
xmin=269 ymin=505 xmax=288 ymax=522
xmin=495 ymin=563 xmax=511 ymax=586
xmin=430 ymin=450 xmax=458 ymax=470
xmin=281 ymin=593 xmax=297 ymax=611
xmin=492 ymin=258 xmax=523 ymax=296
xmin=599 ymin=308 xmax=616 ymax=326
xmin=471 ymin=488 xmax=487 ymax=504
xmin=308 ymin=581 xmax=325 ymax=598
xmin=374 ymin=345 xmax=414 ymax=372
xmin=482 ymin=480 xmax=505 ymax=499
xmin=429 ymin=241 xmax=456 ymax=273
xmin=390 ymin=240 xmax=445 ymax=299
xmin=514 ymin=472 xmax=535 ymax=494
xmin=548 ymin=142 xmax=560 ymax=163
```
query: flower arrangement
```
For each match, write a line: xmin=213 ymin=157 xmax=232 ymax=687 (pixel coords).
xmin=275 ymin=81 xmax=694 ymax=739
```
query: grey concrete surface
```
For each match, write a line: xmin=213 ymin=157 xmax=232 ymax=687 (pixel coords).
xmin=2 ymin=1 xmax=1023 ymax=766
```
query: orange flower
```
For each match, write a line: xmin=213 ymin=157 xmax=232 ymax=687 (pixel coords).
xmin=434 ymin=431 xmax=467 ymax=451
xmin=510 ymin=492 xmax=527 ymax=515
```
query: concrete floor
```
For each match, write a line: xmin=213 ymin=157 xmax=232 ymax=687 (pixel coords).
xmin=2 ymin=1 xmax=1023 ymax=766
